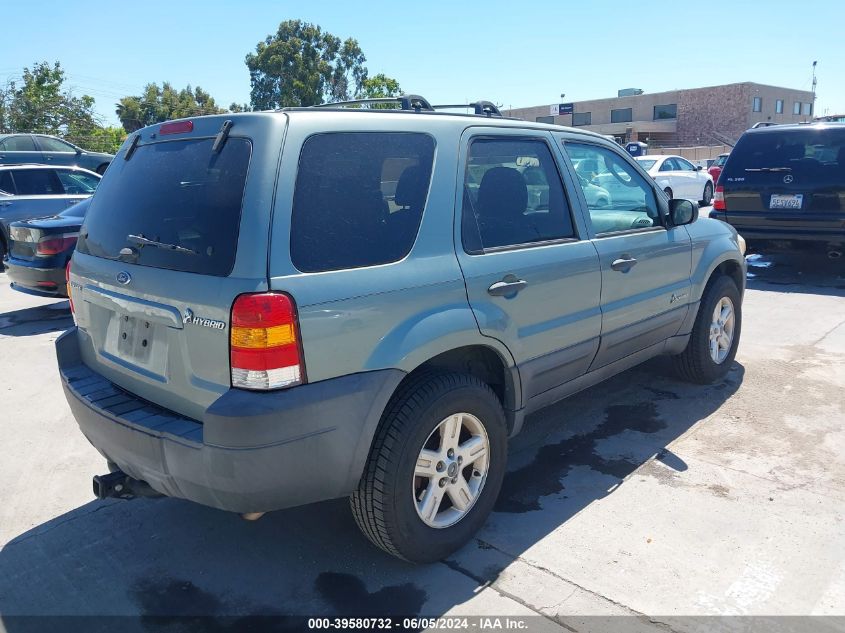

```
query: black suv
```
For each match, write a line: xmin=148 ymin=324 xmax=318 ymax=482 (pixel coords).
xmin=711 ymin=123 xmax=845 ymax=256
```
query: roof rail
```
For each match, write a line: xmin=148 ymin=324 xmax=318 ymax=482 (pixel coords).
xmin=432 ymin=101 xmax=503 ymax=117
xmin=312 ymin=94 xmax=434 ymax=112
xmin=309 ymin=95 xmax=503 ymax=117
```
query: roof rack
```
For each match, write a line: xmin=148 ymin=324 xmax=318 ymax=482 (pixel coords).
xmin=310 ymin=94 xmax=503 ymax=118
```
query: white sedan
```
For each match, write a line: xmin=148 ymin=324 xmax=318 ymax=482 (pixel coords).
xmin=635 ymin=155 xmax=714 ymax=205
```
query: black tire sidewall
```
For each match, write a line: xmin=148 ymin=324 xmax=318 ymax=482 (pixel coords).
xmin=390 ymin=381 xmax=507 ymax=563
xmin=703 ymin=182 xmax=713 ymax=205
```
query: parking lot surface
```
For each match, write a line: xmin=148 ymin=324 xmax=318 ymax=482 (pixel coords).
xmin=1 ymin=249 xmax=844 ymax=631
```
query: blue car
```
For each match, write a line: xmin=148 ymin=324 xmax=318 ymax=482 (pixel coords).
xmin=4 ymin=198 xmax=90 ymax=297
xmin=0 ymin=134 xmax=114 ymax=174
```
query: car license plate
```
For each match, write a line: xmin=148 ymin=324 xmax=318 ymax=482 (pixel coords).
xmin=770 ymin=194 xmax=803 ymax=209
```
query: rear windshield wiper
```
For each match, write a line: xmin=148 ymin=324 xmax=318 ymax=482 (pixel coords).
xmin=126 ymin=234 xmax=199 ymax=255
xmin=744 ymin=167 xmax=792 ymax=172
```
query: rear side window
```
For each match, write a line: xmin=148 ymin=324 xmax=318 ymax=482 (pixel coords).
xmin=461 ymin=138 xmax=575 ymax=253
xmin=76 ymin=138 xmax=251 ymax=276
xmin=11 ymin=169 xmax=64 ymax=195
xmin=0 ymin=171 xmax=14 ymax=194
xmin=290 ymin=132 xmax=435 ymax=273
xmin=725 ymin=128 xmax=845 ymax=181
xmin=0 ymin=136 xmax=37 ymax=151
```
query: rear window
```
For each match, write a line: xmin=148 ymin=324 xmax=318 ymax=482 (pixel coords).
xmin=290 ymin=132 xmax=435 ymax=273
xmin=725 ymin=128 xmax=845 ymax=180
xmin=76 ymin=137 xmax=251 ymax=276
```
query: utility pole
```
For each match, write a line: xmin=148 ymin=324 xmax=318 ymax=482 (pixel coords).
xmin=811 ymin=60 xmax=817 ymax=119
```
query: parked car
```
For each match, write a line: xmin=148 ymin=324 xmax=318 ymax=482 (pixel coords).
xmin=711 ymin=123 xmax=845 ymax=255
xmin=708 ymin=153 xmax=730 ymax=185
xmin=0 ymin=134 xmax=113 ymax=174
xmin=4 ymin=198 xmax=89 ymax=297
xmin=58 ymin=101 xmax=746 ymax=563
xmin=635 ymin=155 xmax=715 ymax=205
xmin=0 ymin=164 xmax=100 ymax=263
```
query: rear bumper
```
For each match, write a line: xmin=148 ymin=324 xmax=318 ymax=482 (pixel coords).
xmin=710 ymin=210 xmax=845 ymax=243
xmin=5 ymin=258 xmax=68 ymax=297
xmin=56 ymin=328 xmax=404 ymax=513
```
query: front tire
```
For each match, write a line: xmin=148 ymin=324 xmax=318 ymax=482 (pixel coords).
xmin=672 ymin=275 xmax=741 ymax=384
xmin=351 ymin=372 xmax=507 ymax=563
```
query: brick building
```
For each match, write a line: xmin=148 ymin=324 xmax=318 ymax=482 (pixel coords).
xmin=504 ymin=82 xmax=815 ymax=147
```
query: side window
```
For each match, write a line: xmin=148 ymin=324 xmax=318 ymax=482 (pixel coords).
xmin=676 ymin=158 xmax=695 ymax=171
xmin=564 ymin=142 xmax=660 ymax=235
xmin=461 ymin=138 xmax=575 ymax=253
xmin=9 ymin=169 xmax=64 ymax=195
xmin=1 ymin=136 xmax=37 ymax=151
xmin=659 ymin=158 xmax=675 ymax=172
xmin=0 ymin=171 xmax=14 ymax=194
xmin=290 ymin=132 xmax=435 ymax=273
xmin=56 ymin=170 xmax=100 ymax=194
xmin=37 ymin=136 xmax=76 ymax=152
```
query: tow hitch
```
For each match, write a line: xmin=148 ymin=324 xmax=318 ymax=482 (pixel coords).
xmin=93 ymin=470 xmax=162 ymax=500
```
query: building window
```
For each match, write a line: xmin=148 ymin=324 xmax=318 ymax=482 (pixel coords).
xmin=653 ymin=104 xmax=677 ymax=120
xmin=752 ymin=97 xmax=762 ymax=112
xmin=776 ymin=99 xmax=784 ymax=114
xmin=535 ymin=115 xmax=555 ymax=124
xmin=793 ymin=101 xmax=801 ymax=115
xmin=611 ymin=108 xmax=632 ymax=123
xmin=802 ymin=102 xmax=812 ymax=116
xmin=572 ymin=112 xmax=591 ymax=126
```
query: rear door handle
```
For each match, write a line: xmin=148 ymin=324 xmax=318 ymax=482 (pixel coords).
xmin=611 ymin=256 xmax=638 ymax=272
xmin=488 ymin=277 xmax=528 ymax=296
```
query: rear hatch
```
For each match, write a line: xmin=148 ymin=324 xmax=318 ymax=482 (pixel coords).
xmin=9 ymin=200 xmax=88 ymax=262
xmin=721 ymin=126 xmax=845 ymax=238
xmin=70 ymin=114 xmax=287 ymax=420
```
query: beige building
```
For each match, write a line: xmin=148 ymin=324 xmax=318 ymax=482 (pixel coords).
xmin=504 ymin=82 xmax=815 ymax=147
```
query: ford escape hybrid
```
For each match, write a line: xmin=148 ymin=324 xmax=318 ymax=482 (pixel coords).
xmin=58 ymin=97 xmax=747 ymax=562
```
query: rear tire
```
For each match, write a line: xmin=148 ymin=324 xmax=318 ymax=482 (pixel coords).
xmin=351 ymin=372 xmax=507 ymax=563
xmin=672 ymin=275 xmax=741 ymax=384
xmin=664 ymin=187 xmax=673 ymax=200
xmin=701 ymin=182 xmax=713 ymax=206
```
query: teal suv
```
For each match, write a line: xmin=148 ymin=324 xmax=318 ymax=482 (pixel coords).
xmin=57 ymin=98 xmax=747 ymax=562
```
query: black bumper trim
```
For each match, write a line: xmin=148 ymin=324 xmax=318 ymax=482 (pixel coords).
xmin=56 ymin=328 xmax=405 ymax=513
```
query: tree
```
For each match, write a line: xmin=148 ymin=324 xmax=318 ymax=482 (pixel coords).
xmin=357 ymin=74 xmax=402 ymax=99
xmin=0 ymin=61 xmax=99 ymax=135
xmin=245 ymin=20 xmax=368 ymax=109
xmin=116 ymin=82 xmax=227 ymax=132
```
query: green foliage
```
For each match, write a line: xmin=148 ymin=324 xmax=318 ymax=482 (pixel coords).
xmin=116 ymin=82 xmax=227 ymax=132
xmin=245 ymin=19 xmax=368 ymax=109
xmin=0 ymin=61 xmax=99 ymax=136
xmin=68 ymin=126 xmax=127 ymax=154
xmin=358 ymin=74 xmax=401 ymax=100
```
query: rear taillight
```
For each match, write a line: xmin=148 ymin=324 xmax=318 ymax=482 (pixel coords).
xmin=66 ymin=260 xmax=74 ymax=313
xmin=230 ymin=293 xmax=305 ymax=390
xmin=713 ymin=185 xmax=726 ymax=211
xmin=37 ymin=235 xmax=77 ymax=255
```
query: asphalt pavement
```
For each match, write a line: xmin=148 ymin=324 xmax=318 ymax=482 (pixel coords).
xmin=0 ymin=248 xmax=843 ymax=632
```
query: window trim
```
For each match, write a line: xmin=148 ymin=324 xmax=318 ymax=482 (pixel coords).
xmin=561 ymin=138 xmax=666 ymax=238
xmin=793 ymin=101 xmax=801 ymax=115
xmin=752 ymin=96 xmax=762 ymax=113
xmin=460 ymin=134 xmax=581 ymax=256
xmin=572 ymin=111 xmax=592 ymax=126
xmin=653 ymin=104 xmax=678 ymax=120
xmin=610 ymin=107 xmax=633 ymax=124
xmin=775 ymin=99 xmax=784 ymax=114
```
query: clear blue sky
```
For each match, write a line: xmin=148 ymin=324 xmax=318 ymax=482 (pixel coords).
xmin=2 ymin=0 xmax=843 ymax=126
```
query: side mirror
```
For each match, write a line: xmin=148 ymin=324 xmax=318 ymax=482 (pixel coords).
xmin=75 ymin=148 xmax=82 ymax=155
xmin=669 ymin=198 xmax=698 ymax=226
xmin=695 ymin=165 xmax=703 ymax=171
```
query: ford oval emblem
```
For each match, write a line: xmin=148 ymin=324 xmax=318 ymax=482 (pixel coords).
xmin=116 ymin=271 xmax=132 ymax=285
